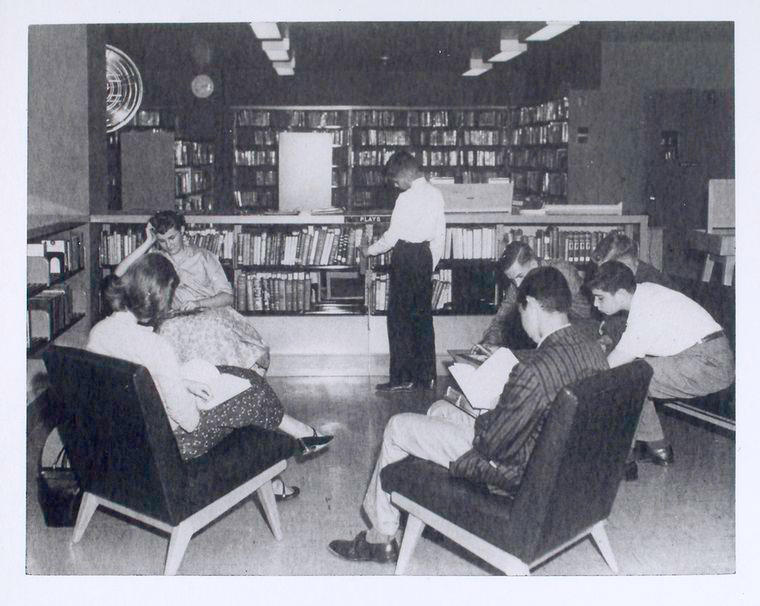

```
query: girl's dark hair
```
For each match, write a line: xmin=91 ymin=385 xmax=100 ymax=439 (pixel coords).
xmin=105 ymin=254 xmax=179 ymax=327
xmin=498 ymin=241 xmax=536 ymax=274
xmin=149 ymin=210 xmax=185 ymax=235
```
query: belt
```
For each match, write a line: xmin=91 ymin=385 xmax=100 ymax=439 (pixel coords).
xmin=697 ymin=330 xmax=725 ymax=345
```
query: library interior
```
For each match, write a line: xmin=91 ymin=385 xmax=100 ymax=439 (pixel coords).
xmin=25 ymin=21 xmax=736 ymax=578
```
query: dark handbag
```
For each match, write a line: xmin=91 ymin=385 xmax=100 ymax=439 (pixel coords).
xmin=38 ymin=444 xmax=82 ymax=527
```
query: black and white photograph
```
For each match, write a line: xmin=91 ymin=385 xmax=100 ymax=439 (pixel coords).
xmin=7 ymin=0 xmax=758 ymax=603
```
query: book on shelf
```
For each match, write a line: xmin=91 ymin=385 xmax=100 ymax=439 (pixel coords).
xmin=447 ymin=347 xmax=519 ymax=413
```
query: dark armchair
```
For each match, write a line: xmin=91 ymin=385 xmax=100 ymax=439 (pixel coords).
xmin=42 ymin=346 xmax=297 ymax=575
xmin=381 ymin=361 xmax=653 ymax=575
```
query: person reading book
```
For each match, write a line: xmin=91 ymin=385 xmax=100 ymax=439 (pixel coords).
xmin=327 ymin=266 xmax=608 ymax=564
xmin=475 ymin=240 xmax=593 ymax=352
xmin=113 ymin=210 xmax=271 ymax=374
xmin=88 ymin=254 xmax=332 ymax=501
xmin=587 ymin=260 xmax=733 ymax=468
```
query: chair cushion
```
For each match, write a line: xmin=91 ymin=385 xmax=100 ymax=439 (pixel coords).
xmin=182 ymin=425 xmax=297 ymax=513
xmin=381 ymin=457 xmax=514 ymax=546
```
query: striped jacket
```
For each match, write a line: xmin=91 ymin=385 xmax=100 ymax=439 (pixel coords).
xmin=450 ymin=324 xmax=609 ymax=495
xmin=480 ymin=259 xmax=592 ymax=346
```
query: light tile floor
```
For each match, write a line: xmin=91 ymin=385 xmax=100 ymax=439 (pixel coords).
xmin=26 ymin=376 xmax=735 ymax=576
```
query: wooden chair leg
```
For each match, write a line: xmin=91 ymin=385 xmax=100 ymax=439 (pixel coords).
xmin=395 ymin=514 xmax=425 ymax=575
xmin=165 ymin=521 xmax=193 ymax=576
xmin=590 ymin=521 xmax=619 ymax=574
xmin=71 ymin=491 xmax=99 ymax=544
xmin=256 ymin=480 xmax=283 ymax=541
xmin=723 ymin=256 xmax=735 ymax=286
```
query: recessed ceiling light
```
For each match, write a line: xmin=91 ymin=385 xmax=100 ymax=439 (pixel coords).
xmin=462 ymin=49 xmax=492 ymax=77
xmin=250 ymin=22 xmax=281 ymax=40
xmin=525 ymin=21 xmax=579 ymax=42
xmin=488 ymin=39 xmax=527 ymax=62
xmin=263 ymin=35 xmax=290 ymax=61
xmin=273 ymin=53 xmax=296 ymax=76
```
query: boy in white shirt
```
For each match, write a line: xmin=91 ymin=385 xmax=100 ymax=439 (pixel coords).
xmin=588 ymin=261 xmax=734 ymax=467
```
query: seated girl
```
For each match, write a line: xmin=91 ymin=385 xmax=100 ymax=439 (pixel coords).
xmin=88 ymin=253 xmax=332 ymax=500
xmin=114 ymin=211 xmax=270 ymax=373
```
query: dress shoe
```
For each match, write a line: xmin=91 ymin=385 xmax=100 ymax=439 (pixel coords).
xmin=296 ymin=429 xmax=333 ymax=456
xmin=635 ymin=441 xmax=674 ymax=466
xmin=271 ymin=478 xmax=300 ymax=502
xmin=328 ymin=531 xmax=399 ymax=563
xmin=624 ymin=460 xmax=638 ymax=482
xmin=375 ymin=381 xmax=415 ymax=392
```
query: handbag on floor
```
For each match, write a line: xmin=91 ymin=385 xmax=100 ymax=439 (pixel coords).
xmin=38 ymin=428 xmax=82 ymax=527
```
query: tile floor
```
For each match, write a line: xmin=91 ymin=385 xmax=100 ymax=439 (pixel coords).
xmin=26 ymin=376 xmax=735 ymax=576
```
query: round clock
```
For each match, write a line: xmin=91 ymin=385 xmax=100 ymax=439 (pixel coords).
xmin=191 ymin=74 xmax=214 ymax=98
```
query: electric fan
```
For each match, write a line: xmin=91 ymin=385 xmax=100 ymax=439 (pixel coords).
xmin=105 ymin=44 xmax=144 ymax=133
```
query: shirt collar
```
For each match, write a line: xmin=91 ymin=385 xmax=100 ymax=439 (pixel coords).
xmin=537 ymin=323 xmax=572 ymax=348
xmin=410 ymin=177 xmax=426 ymax=188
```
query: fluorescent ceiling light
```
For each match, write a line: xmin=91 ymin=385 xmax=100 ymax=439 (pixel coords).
xmin=263 ymin=36 xmax=290 ymax=61
xmin=488 ymin=39 xmax=527 ymax=62
xmin=462 ymin=49 xmax=492 ymax=77
xmin=273 ymin=53 xmax=295 ymax=76
xmin=250 ymin=22 xmax=281 ymax=40
xmin=525 ymin=21 xmax=579 ymax=41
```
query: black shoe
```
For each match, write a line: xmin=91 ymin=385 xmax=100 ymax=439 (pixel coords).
xmin=375 ymin=381 xmax=415 ymax=392
xmin=327 ymin=531 xmax=399 ymax=563
xmin=271 ymin=478 xmax=300 ymax=502
xmin=624 ymin=460 xmax=639 ymax=482
xmin=635 ymin=441 xmax=674 ymax=466
xmin=296 ymin=430 xmax=334 ymax=456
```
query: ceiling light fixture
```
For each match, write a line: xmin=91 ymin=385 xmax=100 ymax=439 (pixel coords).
xmin=525 ymin=21 xmax=579 ymax=42
xmin=250 ymin=22 xmax=281 ymax=40
xmin=462 ymin=49 xmax=492 ymax=77
xmin=488 ymin=39 xmax=527 ymax=62
xmin=273 ymin=53 xmax=295 ymax=76
xmin=262 ymin=26 xmax=290 ymax=61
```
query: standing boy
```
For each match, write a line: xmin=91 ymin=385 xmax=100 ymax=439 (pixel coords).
xmin=364 ymin=151 xmax=446 ymax=391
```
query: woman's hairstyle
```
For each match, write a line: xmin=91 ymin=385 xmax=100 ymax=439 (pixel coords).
xmin=384 ymin=150 xmax=420 ymax=179
xmin=497 ymin=240 xmax=536 ymax=274
xmin=590 ymin=232 xmax=638 ymax=265
xmin=516 ymin=266 xmax=571 ymax=313
xmin=105 ymin=254 xmax=179 ymax=327
xmin=149 ymin=210 xmax=185 ymax=235
xmin=586 ymin=260 xmax=637 ymax=295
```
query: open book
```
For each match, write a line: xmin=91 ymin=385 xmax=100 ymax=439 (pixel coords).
xmin=447 ymin=347 xmax=520 ymax=412
xmin=180 ymin=359 xmax=251 ymax=411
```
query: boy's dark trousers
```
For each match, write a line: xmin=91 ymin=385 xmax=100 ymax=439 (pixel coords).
xmin=387 ymin=240 xmax=436 ymax=386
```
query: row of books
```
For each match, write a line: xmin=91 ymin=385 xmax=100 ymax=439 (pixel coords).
xmin=175 ymin=167 xmax=211 ymax=195
xmin=510 ymin=228 xmax=619 ymax=264
xmin=27 ymin=284 xmax=75 ymax=345
xmin=175 ymin=193 xmax=215 ymax=213
xmin=419 ymin=149 xmax=506 ymax=168
xmin=512 ymin=170 xmax=568 ymax=197
xmin=233 ymin=190 xmax=277 ymax=209
xmin=508 ymin=147 xmax=568 ymax=171
xmin=511 ymin=122 xmax=569 ymax=146
xmin=27 ymin=233 xmax=85 ymax=284
xmin=237 ymin=127 xmax=346 ymax=147
xmin=235 ymin=110 xmax=345 ymax=129
xmin=351 ymin=128 xmax=509 ymax=149
xmin=234 ymin=271 xmax=318 ymax=313
xmin=238 ymin=168 xmax=277 ymax=186
xmin=352 ymin=110 xmax=508 ymax=128
xmin=366 ymin=268 xmax=452 ymax=313
xmin=235 ymin=150 xmax=277 ymax=166
xmin=510 ymin=98 xmax=569 ymax=126
xmin=354 ymin=129 xmax=413 ymax=147
xmin=353 ymin=149 xmax=397 ymax=167
xmin=174 ymin=141 xmax=214 ymax=166
xmin=98 ymin=228 xmax=234 ymax=266
xmin=235 ymin=225 xmax=368 ymax=267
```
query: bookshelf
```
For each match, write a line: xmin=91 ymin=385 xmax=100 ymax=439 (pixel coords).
xmin=26 ymin=220 xmax=90 ymax=359
xmin=174 ymin=140 xmax=215 ymax=212
xmin=232 ymin=108 xmax=349 ymax=211
xmin=507 ymin=97 xmax=569 ymax=209
xmin=90 ymin=211 xmax=648 ymax=376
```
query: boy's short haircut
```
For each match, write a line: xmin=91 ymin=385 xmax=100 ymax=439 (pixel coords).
xmin=590 ymin=232 xmax=639 ymax=265
xmin=149 ymin=210 xmax=185 ymax=234
xmin=384 ymin=150 xmax=420 ymax=179
xmin=516 ymin=266 xmax=571 ymax=313
xmin=587 ymin=260 xmax=637 ymax=294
